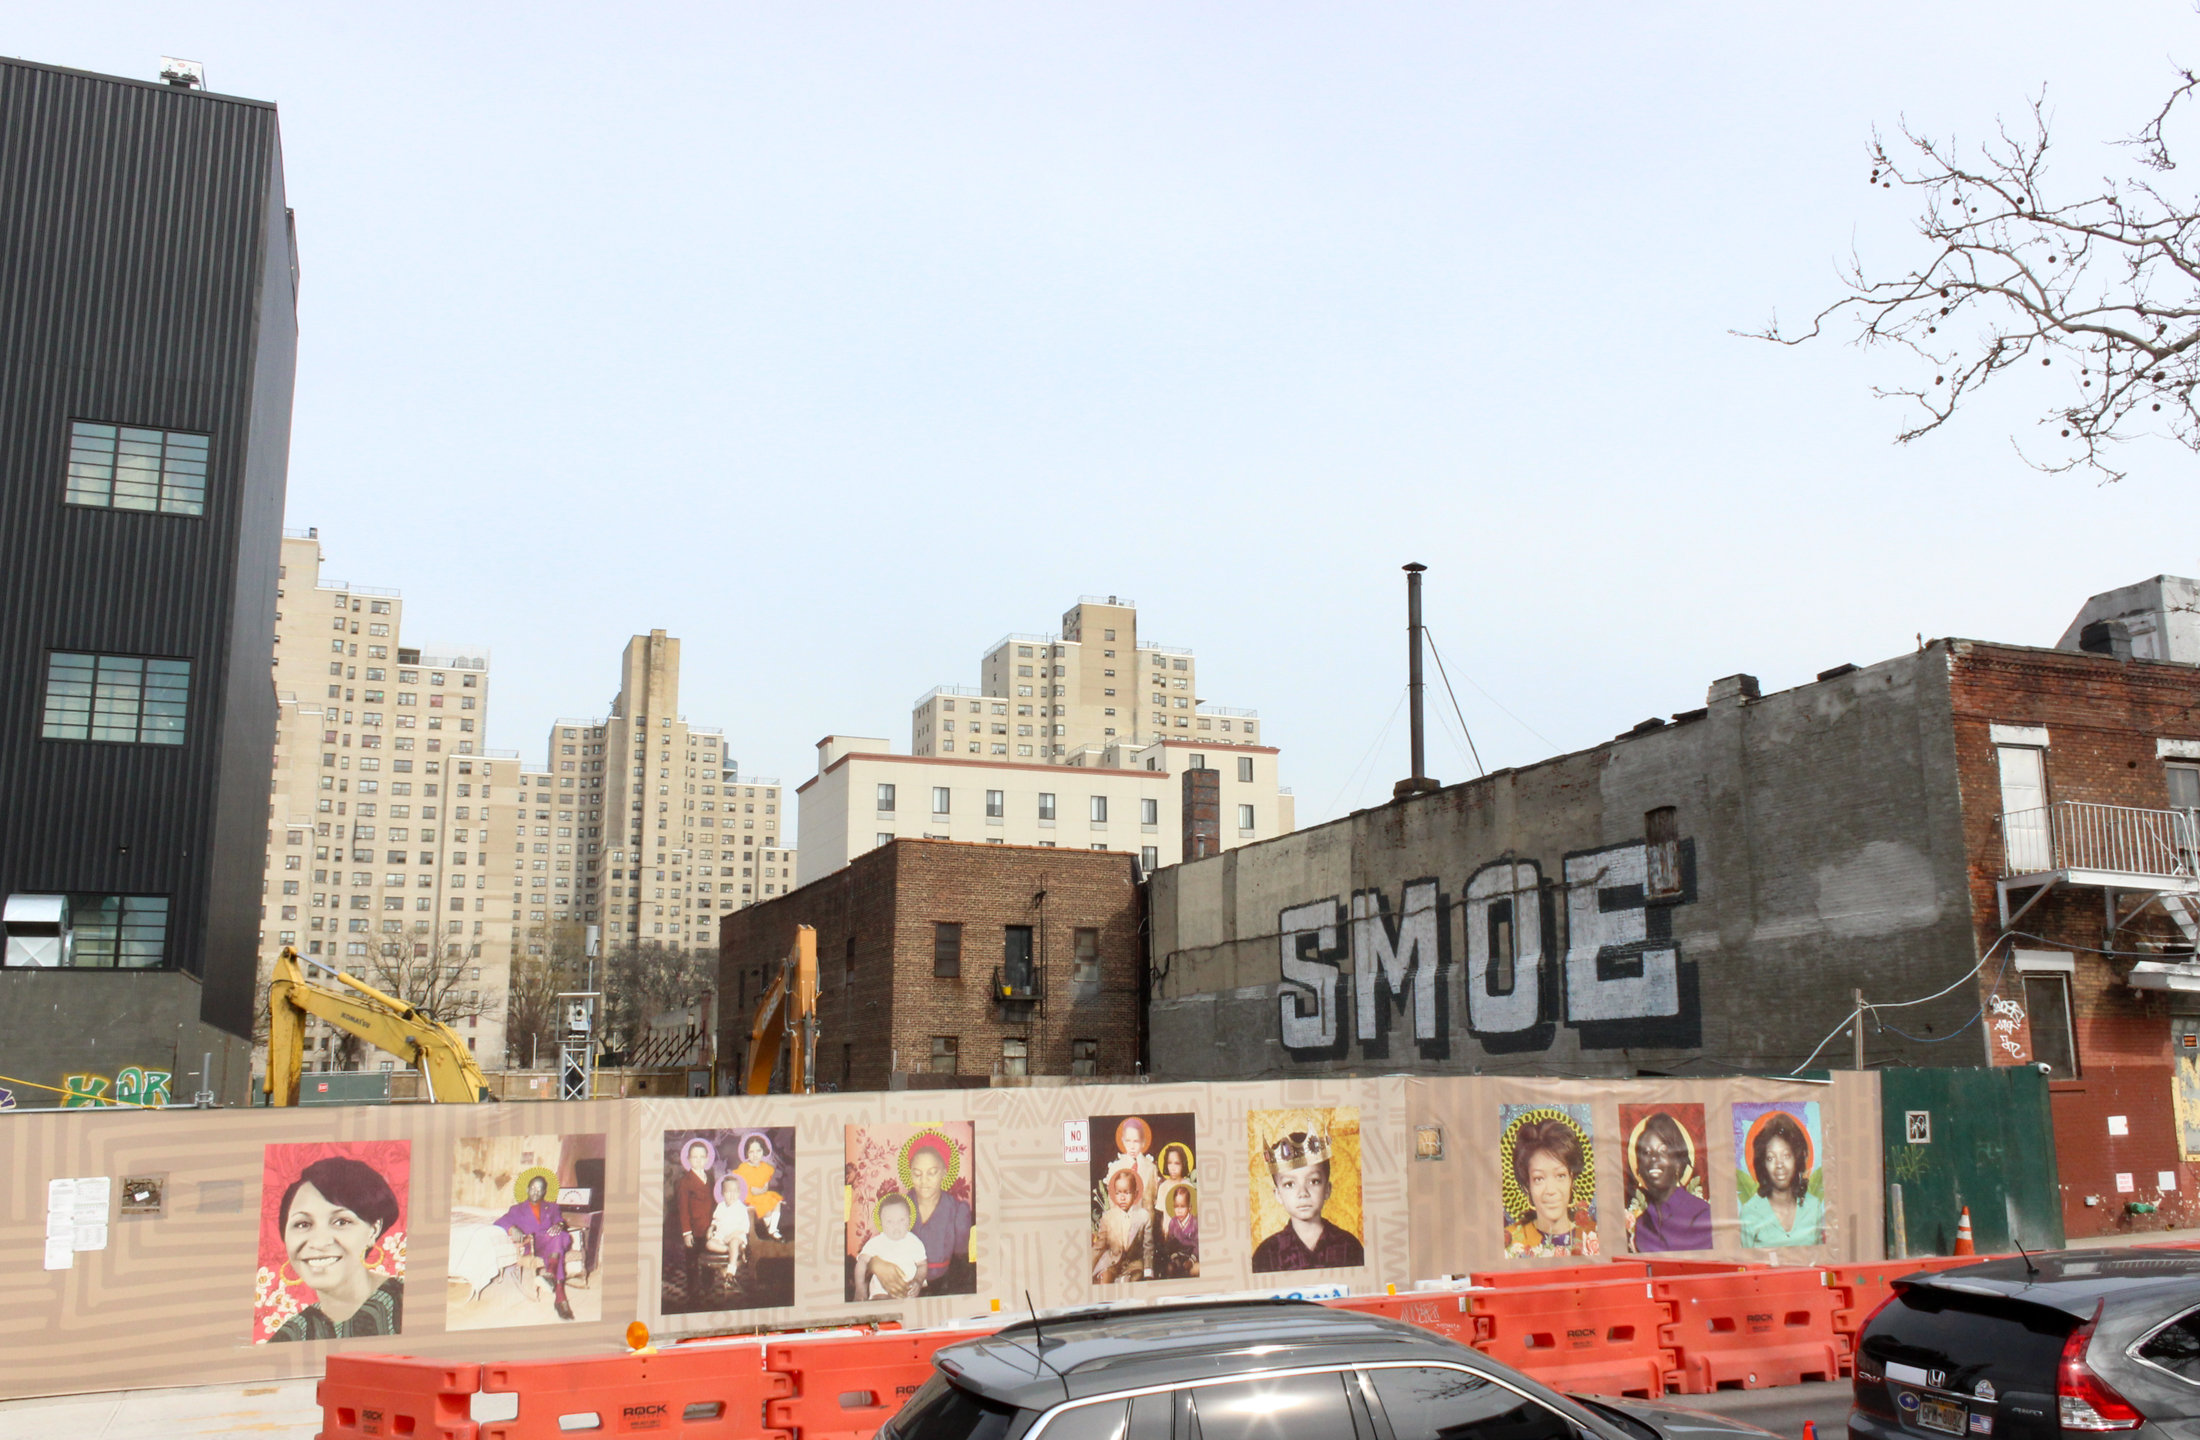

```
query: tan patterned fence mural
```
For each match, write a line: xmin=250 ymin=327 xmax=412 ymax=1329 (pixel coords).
xmin=0 ymin=1072 xmax=1876 ymax=1400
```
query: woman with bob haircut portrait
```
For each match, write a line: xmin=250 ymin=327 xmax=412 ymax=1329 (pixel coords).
xmin=1738 ymin=1110 xmax=1822 ymax=1247
xmin=270 ymin=1156 xmax=405 ymax=1341
xmin=1504 ymin=1116 xmax=1597 ymax=1256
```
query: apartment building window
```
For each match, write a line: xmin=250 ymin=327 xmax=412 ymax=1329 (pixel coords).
xmin=1238 ymin=804 xmax=1256 ymax=830
xmin=932 ymin=786 xmax=951 ymax=815
xmin=1141 ymin=846 xmax=1159 ymax=873
xmin=1002 ymin=1037 xmax=1029 ymax=1077
xmin=1141 ymin=798 xmax=1159 ymax=825
xmin=1037 ymin=793 xmax=1057 ymax=821
xmin=42 ymin=653 xmax=190 ymax=744
xmin=1188 ymin=753 xmax=1206 ymax=770
xmin=65 ymin=421 xmax=209 ymax=515
xmin=876 ymin=832 xmax=894 ymax=849
xmin=876 ymin=783 xmax=896 ymax=812
xmin=1 ymin=894 xmax=170 ymax=969
xmin=985 ymin=790 xmax=1004 ymax=818
xmin=1998 ymin=743 xmax=2051 ymax=871
xmin=1074 ymin=927 xmax=1100 ymax=983
xmin=930 ymin=1036 xmax=959 ymax=1074
xmin=1071 ymin=1039 xmax=1098 ymax=1076
xmin=934 ymin=922 xmax=963 ymax=977
xmin=1237 ymin=756 xmax=1254 ymax=783
xmin=1089 ymin=796 xmax=1108 ymax=823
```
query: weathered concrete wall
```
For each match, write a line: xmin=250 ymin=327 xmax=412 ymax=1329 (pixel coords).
xmin=1150 ymin=647 xmax=1983 ymax=1079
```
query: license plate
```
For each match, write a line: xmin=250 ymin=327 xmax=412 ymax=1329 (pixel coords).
xmin=1919 ymin=1397 xmax=1967 ymax=1435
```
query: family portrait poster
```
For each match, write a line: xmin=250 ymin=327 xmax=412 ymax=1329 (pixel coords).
xmin=1618 ymin=1102 xmax=1712 ymax=1253
xmin=662 ymin=1128 xmax=797 ymax=1315
xmin=844 ymin=1122 xmax=977 ymax=1303
xmin=1732 ymin=1101 xmax=1826 ymax=1248
xmin=1246 ymin=1105 xmax=1364 ymax=1274
xmin=253 ymin=1139 xmax=410 ymax=1344
xmin=1088 ymin=1112 xmax=1199 ymax=1283
xmin=447 ymin=1133 xmax=606 ymax=1330
xmin=1499 ymin=1103 xmax=1597 ymax=1257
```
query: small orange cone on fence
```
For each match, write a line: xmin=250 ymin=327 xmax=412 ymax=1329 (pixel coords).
xmin=1954 ymin=1207 xmax=1976 ymax=1256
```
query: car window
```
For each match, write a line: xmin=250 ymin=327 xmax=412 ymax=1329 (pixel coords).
xmin=1189 ymin=1370 xmax=1355 ymax=1440
xmin=1127 ymin=1391 xmax=1173 ymax=1440
xmin=1366 ymin=1366 xmax=1576 ymax=1440
xmin=1860 ymin=1288 xmax=2075 ymax=1394
xmin=888 ymin=1375 xmax=1022 ymax=1440
xmin=2138 ymin=1308 xmax=2200 ymax=1382
xmin=1567 ymin=1397 xmax=1659 ymax=1440
xmin=1041 ymin=1400 xmax=1128 ymax=1440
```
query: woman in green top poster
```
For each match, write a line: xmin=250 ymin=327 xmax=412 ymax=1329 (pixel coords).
xmin=1733 ymin=1102 xmax=1824 ymax=1248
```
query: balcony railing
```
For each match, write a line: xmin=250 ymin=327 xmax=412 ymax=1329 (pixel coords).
xmin=2000 ymin=801 xmax=2199 ymax=880
xmin=992 ymin=965 xmax=1041 ymax=1002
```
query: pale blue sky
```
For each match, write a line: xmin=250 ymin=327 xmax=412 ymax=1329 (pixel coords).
xmin=11 ymin=3 xmax=2197 ymax=836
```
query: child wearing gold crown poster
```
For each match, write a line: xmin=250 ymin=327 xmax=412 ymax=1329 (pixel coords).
xmin=1247 ymin=1105 xmax=1364 ymax=1273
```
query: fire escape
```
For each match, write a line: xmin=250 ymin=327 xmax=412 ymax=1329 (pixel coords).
xmin=1998 ymin=802 xmax=2200 ymax=991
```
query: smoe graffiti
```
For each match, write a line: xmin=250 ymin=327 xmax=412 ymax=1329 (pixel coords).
xmin=1277 ymin=838 xmax=1699 ymax=1061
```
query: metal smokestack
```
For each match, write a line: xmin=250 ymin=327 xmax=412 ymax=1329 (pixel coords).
xmin=1394 ymin=563 xmax=1439 ymax=799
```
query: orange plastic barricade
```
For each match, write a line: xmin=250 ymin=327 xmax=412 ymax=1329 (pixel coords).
xmin=476 ymin=1346 xmax=790 ymax=1439
xmin=1822 ymin=1256 xmax=1991 ymax=1344
xmin=1330 ymin=1292 xmax=1478 ymax=1347
xmin=765 ymin=1326 xmax=990 ymax=1440
xmin=1460 ymin=1282 xmax=1675 ymax=1399
xmin=320 ymin=1354 xmax=481 ymax=1440
xmin=1653 ymin=1270 xmax=1844 ymax=1394
xmin=1467 ymin=1263 xmax=1650 ymax=1289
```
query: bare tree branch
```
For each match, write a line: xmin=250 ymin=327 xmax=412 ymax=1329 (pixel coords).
xmin=1744 ymin=80 xmax=2200 ymax=482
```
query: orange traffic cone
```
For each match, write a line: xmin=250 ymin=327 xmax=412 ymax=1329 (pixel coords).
xmin=1954 ymin=1207 xmax=1976 ymax=1256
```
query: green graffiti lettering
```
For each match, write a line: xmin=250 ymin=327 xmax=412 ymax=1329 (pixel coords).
xmin=114 ymin=1067 xmax=171 ymax=1107
xmin=62 ymin=1074 xmax=112 ymax=1108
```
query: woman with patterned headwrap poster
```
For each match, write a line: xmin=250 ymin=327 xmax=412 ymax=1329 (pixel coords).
xmin=1499 ymin=1104 xmax=1598 ymax=1258
xmin=845 ymin=1122 xmax=977 ymax=1301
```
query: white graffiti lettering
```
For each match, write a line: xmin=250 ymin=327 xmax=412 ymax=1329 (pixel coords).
xmin=1465 ymin=861 xmax=1543 ymax=1033
xmin=1278 ymin=899 xmax=1342 ymax=1050
xmin=1353 ymin=879 xmax=1440 ymax=1041
xmin=1562 ymin=843 xmax=1679 ymax=1022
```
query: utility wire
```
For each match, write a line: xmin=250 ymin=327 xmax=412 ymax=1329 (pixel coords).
xmin=1324 ymin=688 xmax=1408 ymax=824
xmin=1789 ymin=931 xmax=2020 ymax=1073
xmin=1421 ymin=628 xmax=1483 ymax=778
xmin=1422 ymin=624 xmax=1557 ymax=752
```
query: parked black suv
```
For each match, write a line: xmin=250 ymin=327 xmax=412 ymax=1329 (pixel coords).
xmin=1853 ymin=1249 xmax=2200 ymax=1440
xmin=882 ymin=1298 xmax=1779 ymax=1440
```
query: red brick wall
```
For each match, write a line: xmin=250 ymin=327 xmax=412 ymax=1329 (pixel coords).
xmin=1948 ymin=642 xmax=2200 ymax=1235
xmin=717 ymin=839 xmax=1144 ymax=1091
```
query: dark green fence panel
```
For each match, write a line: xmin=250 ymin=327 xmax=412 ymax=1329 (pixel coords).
xmin=1880 ymin=1067 xmax=2064 ymax=1255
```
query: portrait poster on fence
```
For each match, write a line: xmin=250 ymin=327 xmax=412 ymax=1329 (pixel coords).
xmin=662 ymin=1128 xmax=796 ymax=1314
xmin=253 ymin=1140 xmax=409 ymax=1344
xmin=1247 ymin=1105 xmax=1363 ymax=1273
xmin=1618 ymin=1102 xmax=1711 ymax=1252
xmin=1499 ymin=1103 xmax=1597 ymax=1257
xmin=845 ymin=1123 xmax=977 ymax=1302
xmin=447 ymin=1133 xmax=606 ymax=1330
xmin=1732 ymin=1101 xmax=1825 ymax=1248
xmin=1089 ymin=1112 xmax=1198 ymax=1282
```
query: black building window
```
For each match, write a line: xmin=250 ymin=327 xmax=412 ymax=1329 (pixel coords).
xmin=2 ymin=894 xmax=170 ymax=969
xmin=65 ymin=421 xmax=209 ymax=515
xmin=42 ymin=653 xmax=190 ymax=744
xmin=1074 ymin=927 xmax=1100 ymax=983
xmin=934 ymin=921 xmax=962 ymax=977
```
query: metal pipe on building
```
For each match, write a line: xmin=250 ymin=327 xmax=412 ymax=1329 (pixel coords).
xmin=1395 ymin=563 xmax=1440 ymax=799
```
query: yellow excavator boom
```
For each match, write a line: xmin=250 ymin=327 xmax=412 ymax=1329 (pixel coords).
xmin=265 ymin=946 xmax=492 ymax=1105
xmin=743 ymin=926 xmax=818 ymax=1095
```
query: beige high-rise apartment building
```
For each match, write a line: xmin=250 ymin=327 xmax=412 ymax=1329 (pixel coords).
xmin=910 ymin=596 xmax=1265 ymax=762
xmin=259 ymin=530 xmax=516 ymax=1072
xmin=511 ymin=630 xmax=796 ymax=963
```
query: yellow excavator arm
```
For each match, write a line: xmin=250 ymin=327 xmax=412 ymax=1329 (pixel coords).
xmin=266 ymin=946 xmax=492 ymax=1105
xmin=744 ymin=925 xmax=817 ymax=1095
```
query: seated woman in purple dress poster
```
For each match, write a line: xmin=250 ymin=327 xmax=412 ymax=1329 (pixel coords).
xmin=496 ymin=1168 xmax=575 ymax=1320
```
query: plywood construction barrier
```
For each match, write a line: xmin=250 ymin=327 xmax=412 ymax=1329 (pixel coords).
xmin=0 ymin=1072 xmax=1878 ymax=1402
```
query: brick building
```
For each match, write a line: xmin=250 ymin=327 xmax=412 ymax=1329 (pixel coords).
xmin=716 ymin=840 xmax=1144 ymax=1091
xmin=1146 ymin=576 xmax=2200 ymax=1242
xmin=1949 ymin=638 xmax=2200 ymax=1237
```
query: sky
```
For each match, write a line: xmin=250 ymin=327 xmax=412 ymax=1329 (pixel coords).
xmin=11 ymin=3 xmax=2199 ymax=840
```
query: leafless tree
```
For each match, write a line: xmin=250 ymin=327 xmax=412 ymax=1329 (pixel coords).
xmin=601 ymin=940 xmax=715 ymax=1052
xmin=1747 ymin=69 xmax=2200 ymax=482
xmin=505 ymin=921 xmax=592 ymax=1070
xmin=324 ymin=933 xmax=500 ymax=1070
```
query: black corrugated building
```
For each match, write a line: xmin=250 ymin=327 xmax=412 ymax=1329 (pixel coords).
xmin=0 ymin=58 xmax=296 ymax=1106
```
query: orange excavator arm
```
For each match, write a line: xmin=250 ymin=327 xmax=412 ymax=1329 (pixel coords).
xmin=743 ymin=925 xmax=817 ymax=1094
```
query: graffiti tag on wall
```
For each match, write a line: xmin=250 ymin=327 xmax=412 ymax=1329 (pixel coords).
xmin=63 ymin=1067 xmax=172 ymax=1108
xmin=1278 ymin=838 xmax=1699 ymax=1062
xmin=1987 ymin=994 xmax=2031 ymax=1065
